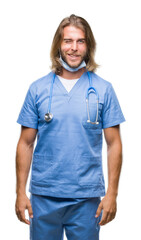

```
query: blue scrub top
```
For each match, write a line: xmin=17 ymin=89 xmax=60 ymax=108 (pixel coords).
xmin=17 ymin=71 xmax=125 ymax=198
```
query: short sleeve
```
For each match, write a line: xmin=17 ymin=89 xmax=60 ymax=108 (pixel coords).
xmin=102 ymin=83 xmax=125 ymax=129
xmin=17 ymin=83 xmax=38 ymax=129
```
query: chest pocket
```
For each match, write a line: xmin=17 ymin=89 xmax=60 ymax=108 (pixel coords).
xmin=82 ymin=101 xmax=103 ymax=130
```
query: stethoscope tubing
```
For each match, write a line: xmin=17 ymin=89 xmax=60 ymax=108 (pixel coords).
xmin=48 ymin=73 xmax=56 ymax=114
xmin=45 ymin=71 xmax=99 ymax=124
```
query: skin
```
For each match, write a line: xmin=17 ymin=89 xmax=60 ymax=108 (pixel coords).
xmin=96 ymin=125 xmax=122 ymax=225
xmin=15 ymin=126 xmax=37 ymax=224
xmin=60 ymin=25 xmax=87 ymax=79
xmin=15 ymin=25 xmax=123 ymax=226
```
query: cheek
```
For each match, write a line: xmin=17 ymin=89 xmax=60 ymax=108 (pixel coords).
xmin=79 ymin=45 xmax=87 ymax=54
xmin=61 ymin=44 xmax=70 ymax=53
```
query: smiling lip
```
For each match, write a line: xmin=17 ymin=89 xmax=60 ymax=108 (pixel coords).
xmin=67 ymin=54 xmax=80 ymax=59
xmin=68 ymin=54 xmax=80 ymax=57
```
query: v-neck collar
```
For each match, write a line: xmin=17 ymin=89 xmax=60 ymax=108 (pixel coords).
xmin=55 ymin=71 xmax=87 ymax=101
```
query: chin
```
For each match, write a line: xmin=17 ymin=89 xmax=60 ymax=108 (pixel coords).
xmin=68 ymin=62 xmax=82 ymax=69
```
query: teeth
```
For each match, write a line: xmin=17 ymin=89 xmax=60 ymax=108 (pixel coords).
xmin=69 ymin=55 xmax=78 ymax=57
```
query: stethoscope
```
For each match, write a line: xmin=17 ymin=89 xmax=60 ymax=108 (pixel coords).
xmin=44 ymin=71 xmax=99 ymax=124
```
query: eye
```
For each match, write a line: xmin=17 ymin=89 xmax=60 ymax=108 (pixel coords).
xmin=78 ymin=39 xmax=85 ymax=43
xmin=64 ymin=39 xmax=72 ymax=43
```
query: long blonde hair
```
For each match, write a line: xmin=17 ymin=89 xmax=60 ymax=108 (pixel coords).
xmin=50 ymin=14 xmax=99 ymax=75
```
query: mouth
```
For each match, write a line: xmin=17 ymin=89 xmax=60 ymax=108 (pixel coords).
xmin=67 ymin=54 xmax=80 ymax=60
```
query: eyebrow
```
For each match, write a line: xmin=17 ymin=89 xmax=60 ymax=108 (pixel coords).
xmin=63 ymin=38 xmax=86 ymax=41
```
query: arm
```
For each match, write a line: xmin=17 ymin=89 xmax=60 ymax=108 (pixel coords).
xmin=15 ymin=126 xmax=37 ymax=225
xmin=95 ymin=125 xmax=123 ymax=226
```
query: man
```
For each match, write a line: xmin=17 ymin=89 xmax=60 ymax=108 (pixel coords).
xmin=15 ymin=14 xmax=125 ymax=240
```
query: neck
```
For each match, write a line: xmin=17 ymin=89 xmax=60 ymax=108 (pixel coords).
xmin=60 ymin=67 xmax=86 ymax=80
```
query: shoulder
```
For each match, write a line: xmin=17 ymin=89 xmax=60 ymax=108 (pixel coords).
xmin=29 ymin=71 xmax=54 ymax=91
xmin=91 ymin=72 xmax=112 ymax=89
xmin=27 ymin=72 xmax=54 ymax=100
xmin=90 ymin=72 xmax=113 ymax=102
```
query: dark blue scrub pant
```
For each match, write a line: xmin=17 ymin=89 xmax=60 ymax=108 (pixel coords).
xmin=30 ymin=194 xmax=102 ymax=240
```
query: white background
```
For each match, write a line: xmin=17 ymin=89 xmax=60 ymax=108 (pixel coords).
xmin=0 ymin=0 xmax=141 ymax=239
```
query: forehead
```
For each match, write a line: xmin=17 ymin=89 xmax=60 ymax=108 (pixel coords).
xmin=62 ymin=25 xmax=85 ymax=39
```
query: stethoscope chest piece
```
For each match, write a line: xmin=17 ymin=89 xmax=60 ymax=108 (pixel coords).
xmin=44 ymin=112 xmax=53 ymax=122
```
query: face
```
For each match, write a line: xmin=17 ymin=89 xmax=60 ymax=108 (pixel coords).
xmin=60 ymin=25 xmax=87 ymax=68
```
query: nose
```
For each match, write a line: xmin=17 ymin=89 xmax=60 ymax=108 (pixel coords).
xmin=71 ymin=41 xmax=77 ymax=51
